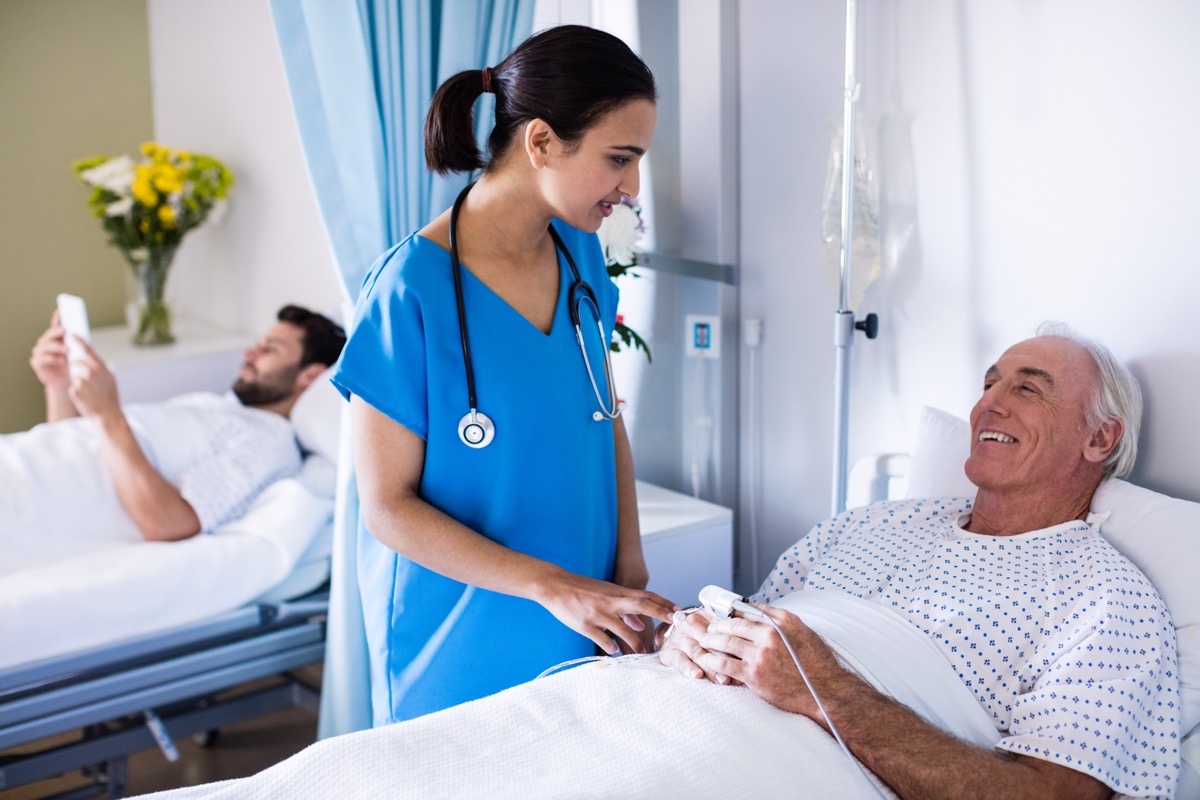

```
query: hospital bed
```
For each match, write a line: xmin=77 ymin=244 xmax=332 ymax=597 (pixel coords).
xmin=0 ymin=376 xmax=342 ymax=799
xmin=125 ymin=406 xmax=1200 ymax=800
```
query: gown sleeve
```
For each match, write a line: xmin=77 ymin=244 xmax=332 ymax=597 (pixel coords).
xmin=330 ymin=239 xmax=431 ymax=441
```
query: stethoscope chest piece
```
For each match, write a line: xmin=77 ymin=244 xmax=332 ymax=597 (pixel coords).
xmin=458 ymin=409 xmax=495 ymax=449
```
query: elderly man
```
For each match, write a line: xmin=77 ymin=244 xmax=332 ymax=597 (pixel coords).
xmin=662 ymin=325 xmax=1179 ymax=799
xmin=2 ymin=304 xmax=345 ymax=575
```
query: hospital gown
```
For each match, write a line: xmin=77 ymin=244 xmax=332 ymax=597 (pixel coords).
xmin=332 ymin=220 xmax=621 ymax=725
xmin=0 ymin=391 xmax=302 ymax=575
xmin=755 ymin=497 xmax=1180 ymax=798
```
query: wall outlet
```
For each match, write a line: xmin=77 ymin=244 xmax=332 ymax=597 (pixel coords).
xmin=685 ymin=314 xmax=721 ymax=358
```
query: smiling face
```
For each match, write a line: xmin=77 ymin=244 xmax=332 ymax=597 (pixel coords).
xmin=964 ymin=336 xmax=1110 ymax=499
xmin=535 ymin=98 xmax=656 ymax=233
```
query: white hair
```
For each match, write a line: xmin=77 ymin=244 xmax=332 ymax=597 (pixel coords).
xmin=1036 ymin=321 xmax=1142 ymax=479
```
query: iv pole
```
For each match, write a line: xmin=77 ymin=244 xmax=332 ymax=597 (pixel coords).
xmin=831 ymin=0 xmax=878 ymax=516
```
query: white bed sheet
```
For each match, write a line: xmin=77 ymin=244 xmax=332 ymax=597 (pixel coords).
xmin=133 ymin=592 xmax=998 ymax=800
xmin=0 ymin=470 xmax=333 ymax=671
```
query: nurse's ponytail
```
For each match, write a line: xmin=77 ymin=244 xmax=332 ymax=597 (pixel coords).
xmin=424 ymin=69 xmax=492 ymax=175
xmin=424 ymin=25 xmax=657 ymax=176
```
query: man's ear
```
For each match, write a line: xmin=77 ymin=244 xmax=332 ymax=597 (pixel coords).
xmin=1083 ymin=417 xmax=1123 ymax=465
xmin=294 ymin=362 xmax=328 ymax=395
xmin=523 ymin=118 xmax=555 ymax=169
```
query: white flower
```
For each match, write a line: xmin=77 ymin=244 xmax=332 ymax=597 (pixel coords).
xmin=80 ymin=156 xmax=135 ymax=194
xmin=127 ymin=247 xmax=148 ymax=263
xmin=598 ymin=202 xmax=642 ymax=267
xmin=105 ymin=197 xmax=134 ymax=217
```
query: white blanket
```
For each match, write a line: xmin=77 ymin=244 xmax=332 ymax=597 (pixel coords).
xmin=0 ymin=473 xmax=333 ymax=670
xmin=134 ymin=592 xmax=1000 ymax=799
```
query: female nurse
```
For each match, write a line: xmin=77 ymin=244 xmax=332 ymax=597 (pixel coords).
xmin=331 ymin=24 xmax=678 ymax=725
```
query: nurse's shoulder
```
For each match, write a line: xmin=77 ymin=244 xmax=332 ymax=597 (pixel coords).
xmin=360 ymin=228 xmax=454 ymax=304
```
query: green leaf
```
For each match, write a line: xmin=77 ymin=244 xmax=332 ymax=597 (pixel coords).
xmin=611 ymin=320 xmax=652 ymax=364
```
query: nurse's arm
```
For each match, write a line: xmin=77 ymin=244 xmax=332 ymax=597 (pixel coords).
xmin=351 ymin=396 xmax=677 ymax=654
xmin=612 ymin=415 xmax=648 ymax=592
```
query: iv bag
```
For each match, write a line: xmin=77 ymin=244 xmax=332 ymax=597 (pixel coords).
xmin=821 ymin=113 xmax=881 ymax=311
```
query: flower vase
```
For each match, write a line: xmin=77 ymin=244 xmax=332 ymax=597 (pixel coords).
xmin=127 ymin=248 xmax=176 ymax=346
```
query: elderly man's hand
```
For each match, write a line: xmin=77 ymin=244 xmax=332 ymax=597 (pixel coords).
xmin=692 ymin=604 xmax=850 ymax=722
xmin=657 ymin=607 xmax=727 ymax=682
xmin=66 ymin=340 xmax=122 ymax=422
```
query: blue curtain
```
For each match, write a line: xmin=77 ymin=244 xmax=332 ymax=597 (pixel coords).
xmin=269 ymin=0 xmax=534 ymax=738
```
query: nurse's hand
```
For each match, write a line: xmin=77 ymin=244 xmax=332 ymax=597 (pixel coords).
xmin=537 ymin=570 xmax=677 ymax=656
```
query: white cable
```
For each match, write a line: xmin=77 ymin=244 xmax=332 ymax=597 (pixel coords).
xmin=748 ymin=344 xmax=758 ymax=582
xmin=742 ymin=604 xmax=887 ymax=799
xmin=690 ymin=353 xmax=708 ymax=498
xmin=535 ymin=652 xmax=661 ymax=680
xmin=535 ymin=655 xmax=611 ymax=680
xmin=742 ymin=319 xmax=763 ymax=585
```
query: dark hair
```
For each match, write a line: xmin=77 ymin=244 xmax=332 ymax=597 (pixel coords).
xmin=424 ymin=25 xmax=657 ymax=175
xmin=277 ymin=305 xmax=346 ymax=368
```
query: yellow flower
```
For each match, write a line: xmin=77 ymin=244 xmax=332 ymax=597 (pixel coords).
xmin=132 ymin=168 xmax=158 ymax=207
xmin=73 ymin=142 xmax=234 ymax=272
xmin=151 ymin=163 xmax=183 ymax=194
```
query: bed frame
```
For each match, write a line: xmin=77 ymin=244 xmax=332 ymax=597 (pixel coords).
xmin=0 ymin=588 xmax=328 ymax=799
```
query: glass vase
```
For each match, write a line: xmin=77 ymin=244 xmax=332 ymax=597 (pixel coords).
xmin=127 ymin=247 xmax=176 ymax=346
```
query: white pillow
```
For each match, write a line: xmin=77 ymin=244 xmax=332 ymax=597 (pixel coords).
xmin=906 ymin=406 xmax=1200 ymax=737
xmin=290 ymin=367 xmax=344 ymax=465
xmin=1091 ymin=478 xmax=1200 ymax=737
xmin=904 ymin=406 xmax=974 ymax=499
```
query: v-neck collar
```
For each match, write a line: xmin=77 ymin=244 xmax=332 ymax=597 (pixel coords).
xmin=415 ymin=228 xmax=569 ymax=339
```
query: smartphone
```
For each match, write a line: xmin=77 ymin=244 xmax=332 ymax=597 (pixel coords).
xmin=56 ymin=292 xmax=92 ymax=367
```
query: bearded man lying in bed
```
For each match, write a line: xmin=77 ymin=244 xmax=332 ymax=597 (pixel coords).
xmin=660 ymin=322 xmax=1179 ymax=800
xmin=1 ymin=304 xmax=345 ymax=576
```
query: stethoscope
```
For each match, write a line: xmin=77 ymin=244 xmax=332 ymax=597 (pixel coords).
xmin=449 ymin=182 xmax=623 ymax=449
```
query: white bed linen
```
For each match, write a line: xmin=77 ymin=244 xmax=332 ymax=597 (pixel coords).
xmin=0 ymin=471 xmax=333 ymax=670
xmin=133 ymin=592 xmax=998 ymax=799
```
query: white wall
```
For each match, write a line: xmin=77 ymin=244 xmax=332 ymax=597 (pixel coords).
xmin=0 ymin=0 xmax=153 ymax=432
xmin=147 ymin=0 xmax=342 ymax=335
xmin=738 ymin=0 xmax=1200 ymax=588
xmin=143 ymin=0 xmax=1200 ymax=595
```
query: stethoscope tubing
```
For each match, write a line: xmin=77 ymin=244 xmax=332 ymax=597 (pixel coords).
xmin=448 ymin=182 xmax=622 ymax=447
xmin=448 ymin=183 xmax=481 ymax=414
xmin=573 ymin=296 xmax=622 ymax=423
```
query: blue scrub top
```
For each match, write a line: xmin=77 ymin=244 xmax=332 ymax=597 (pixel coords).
xmin=332 ymin=220 xmax=621 ymax=725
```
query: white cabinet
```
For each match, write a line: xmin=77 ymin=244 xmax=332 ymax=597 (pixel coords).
xmin=92 ymin=319 xmax=253 ymax=404
xmin=637 ymin=481 xmax=733 ymax=607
